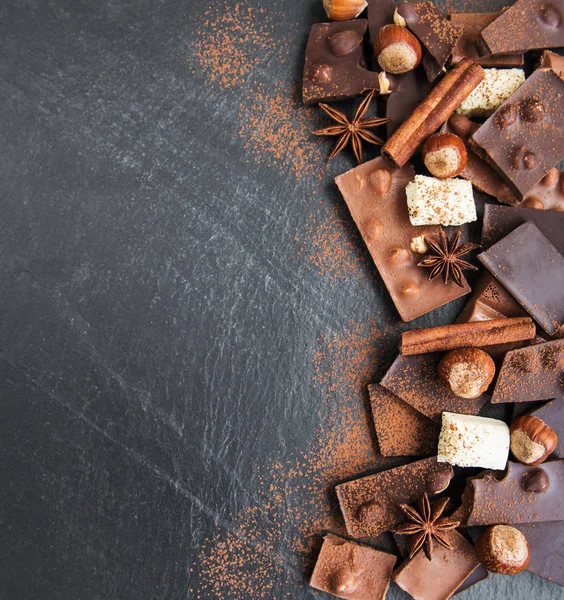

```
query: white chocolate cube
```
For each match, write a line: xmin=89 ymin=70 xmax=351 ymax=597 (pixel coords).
xmin=437 ymin=412 xmax=509 ymax=470
xmin=406 ymin=176 xmax=476 ymax=226
xmin=456 ymin=68 xmax=525 ymax=118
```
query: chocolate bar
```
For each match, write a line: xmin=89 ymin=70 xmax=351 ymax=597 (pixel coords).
xmin=381 ymin=353 xmax=488 ymax=422
xmin=310 ymin=534 xmax=397 ymax=599
xmin=335 ymin=157 xmax=471 ymax=322
xmin=303 ymin=20 xmax=392 ymax=105
xmin=470 ymin=68 xmax=564 ymax=199
xmin=514 ymin=521 xmax=564 ymax=586
xmin=540 ymin=49 xmax=564 ymax=78
xmin=368 ymin=384 xmax=439 ymax=457
xmin=396 ymin=1 xmax=463 ymax=82
xmin=458 ymin=460 xmax=564 ymax=526
xmin=481 ymin=204 xmax=564 ymax=254
xmin=521 ymin=167 xmax=564 ymax=211
xmin=386 ymin=69 xmax=432 ymax=137
xmin=335 ymin=457 xmax=454 ymax=541
xmin=393 ymin=530 xmax=481 ymax=600
xmin=478 ymin=222 xmax=564 ymax=335
xmin=476 ymin=0 xmax=564 ymax=56
xmin=526 ymin=399 xmax=564 ymax=459
xmin=491 ymin=339 xmax=564 ymax=404
xmin=449 ymin=12 xmax=524 ymax=67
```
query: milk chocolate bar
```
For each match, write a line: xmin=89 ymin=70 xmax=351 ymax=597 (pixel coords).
xmin=449 ymin=12 xmax=524 ymax=67
xmin=478 ymin=222 xmax=564 ymax=335
xmin=481 ymin=204 xmax=564 ymax=254
xmin=457 ymin=460 xmax=564 ymax=526
xmin=476 ymin=0 xmax=564 ymax=55
xmin=368 ymin=384 xmax=439 ymax=457
xmin=335 ymin=457 xmax=454 ymax=541
xmin=397 ymin=1 xmax=463 ymax=82
xmin=470 ymin=68 xmax=564 ymax=199
xmin=491 ymin=339 xmax=564 ymax=404
xmin=303 ymin=20 xmax=392 ymax=105
xmin=381 ymin=353 xmax=488 ymax=422
xmin=335 ymin=158 xmax=471 ymax=322
xmin=310 ymin=534 xmax=397 ymax=600
xmin=393 ymin=530 xmax=481 ymax=600
xmin=514 ymin=521 xmax=564 ymax=586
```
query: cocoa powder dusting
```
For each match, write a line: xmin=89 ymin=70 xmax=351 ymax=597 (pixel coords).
xmin=193 ymin=320 xmax=395 ymax=597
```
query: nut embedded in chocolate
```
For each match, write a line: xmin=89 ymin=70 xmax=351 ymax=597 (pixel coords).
xmin=475 ymin=525 xmax=530 ymax=575
xmin=329 ymin=30 xmax=362 ymax=57
xmin=330 ymin=569 xmax=359 ymax=594
xmin=510 ymin=415 xmax=558 ymax=466
xmin=522 ymin=467 xmax=550 ymax=493
xmin=438 ymin=348 xmax=495 ymax=399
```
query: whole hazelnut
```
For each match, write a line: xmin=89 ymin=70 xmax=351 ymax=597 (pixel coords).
xmin=438 ymin=348 xmax=495 ymax=399
xmin=373 ymin=25 xmax=422 ymax=74
xmin=422 ymin=133 xmax=468 ymax=178
xmin=475 ymin=525 xmax=530 ymax=575
xmin=330 ymin=569 xmax=358 ymax=594
xmin=323 ymin=0 xmax=368 ymax=21
xmin=509 ymin=415 xmax=558 ymax=466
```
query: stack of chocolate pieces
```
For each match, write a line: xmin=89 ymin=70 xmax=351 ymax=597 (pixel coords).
xmin=301 ymin=0 xmax=564 ymax=598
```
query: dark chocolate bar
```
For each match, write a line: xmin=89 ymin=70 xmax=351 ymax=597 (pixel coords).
xmin=397 ymin=1 xmax=463 ymax=82
xmin=470 ymin=68 xmax=564 ymax=199
xmin=514 ymin=521 xmax=564 ymax=586
xmin=303 ymin=20 xmax=391 ymax=105
xmin=478 ymin=221 xmax=564 ymax=335
xmin=476 ymin=0 xmax=564 ymax=55
xmin=367 ymin=0 xmax=398 ymax=48
xmin=386 ymin=69 xmax=432 ymax=137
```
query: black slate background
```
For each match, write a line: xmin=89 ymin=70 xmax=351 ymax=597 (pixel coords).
xmin=0 ymin=1 xmax=561 ymax=599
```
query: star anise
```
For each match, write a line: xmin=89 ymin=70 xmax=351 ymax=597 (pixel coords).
xmin=312 ymin=90 xmax=391 ymax=163
xmin=417 ymin=228 xmax=480 ymax=287
xmin=394 ymin=493 xmax=460 ymax=561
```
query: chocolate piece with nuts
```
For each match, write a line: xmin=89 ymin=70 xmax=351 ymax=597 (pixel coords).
xmin=470 ymin=68 xmax=564 ymax=199
xmin=310 ymin=533 xmax=397 ymax=600
xmin=475 ymin=525 xmax=530 ymax=575
xmin=336 ymin=457 xmax=454 ymax=542
xmin=335 ymin=157 xmax=472 ymax=322
xmin=303 ymin=20 xmax=394 ymax=105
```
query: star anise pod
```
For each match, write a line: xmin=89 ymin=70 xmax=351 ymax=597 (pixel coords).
xmin=312 ymin=90 xmax=391 ymax=163
xmin=394 ymin=493 xmax=460 ymax=561
xmin=417 ymin=228 xmax=480 ymax=287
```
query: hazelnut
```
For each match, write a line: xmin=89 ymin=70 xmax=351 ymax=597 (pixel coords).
xmin=370 ymin=168 xmax=392 ymax=195
xmin=448 ymin=114 xmax=479 ymax=139
xmin=328 ymin=30 xmax=362 ymax=57
xmin=509 ymin=415 xmax=558 ymax=466
xmin=438 ymin=348 xmax=495 ymax=399
xmin=374 ymin=25 xmax=422 ymax=74
xmin=323 ymin=0 xmax=368 ymax=21
xmin=330 ymin=569 xmax=358 ymax=594
xmin=410 ymin=235 xmax=428 ymax=254
xmin=422 ymin=133 xmax=468 ymax=178
xmin=475 ymin=525 xmax=530 ymax=575
xmin=522 ymin=467 xmax=550 ymax=493
xmin=541 ymin=167 xmax=560 ymax=187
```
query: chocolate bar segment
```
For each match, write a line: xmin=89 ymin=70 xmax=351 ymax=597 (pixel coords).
xmin=368 ymin=384 xmax=439 ymax=457
xmin=527 ymin=399 xmax=564 ymax=459
xmin=521 ymin=167 xmax=564 ymax=211
xmin=476 ymin=0 xmax=564 ymax=55
xmin=386 ymin=69 xmax=432 ymax=137
xmin=393 ymin=530 xmax=481 ymax=600
xmin=481 ymin=204 xmax=564 ymax=254
xmin=491 ymin=339 xmax=564 ymax=404
xmin=310 ymin=534 xmax=397 ymax=600
xmin=335 ymin=457 xmax=454 ymax=541
xmin=335 ymin=157 xmax=471 ymax=322
xmin=478 ymin=222 xmax=564 ymax=335
xmin=540 ymin=49 xmax=564 ymax=78
xmin=514 ymin=521 xmax=564 ymax=586
xmin=397 ymin=1 xmax=463 ymax=82
xmin=471 ymin=68 xmax=564 ymax=199
xmin=303 ymin=20 xmax=391 ymax=105
xmin=459 ymin=460 xmax=564 ymax=526
xmin=381 ymin=353 xmax=488 ymax=422
xmin=449 ymin=12 xmax=524 ymax=67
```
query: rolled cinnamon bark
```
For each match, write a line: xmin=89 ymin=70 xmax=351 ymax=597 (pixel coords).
xmin=382 ymin=58 xmax=485 ymax=168
xmin=400 ymin=317 xmax=536 ymax=355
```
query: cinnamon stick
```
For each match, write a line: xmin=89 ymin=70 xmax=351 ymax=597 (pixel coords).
xmin=400 ymin=317 xmax=536 ymax=355
xmin=382 ymin=58 xmax=485 ymax=168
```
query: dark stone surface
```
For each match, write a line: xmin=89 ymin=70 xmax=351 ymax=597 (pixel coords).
xmin=0 ymin=1 xmax=561 ymax=598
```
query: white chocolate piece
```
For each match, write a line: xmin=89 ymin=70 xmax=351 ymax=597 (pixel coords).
xmin=405 ymin=175 xmax=476 ymax=226
xmin=437 ymin=412 xmax=510 ymax=470
xmin=456 ymin=68 xmax=525 ymax=118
